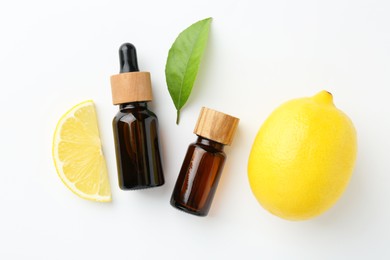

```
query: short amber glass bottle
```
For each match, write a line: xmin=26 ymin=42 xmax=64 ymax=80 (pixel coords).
xmin=170 ymin=107 xmax=239 ymax=216
xmin=110 ymin=43 xmax=164 ymax=190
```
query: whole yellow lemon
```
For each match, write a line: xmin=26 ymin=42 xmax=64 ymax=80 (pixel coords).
xmin=248 ymin=91 xmax=357 ymax=220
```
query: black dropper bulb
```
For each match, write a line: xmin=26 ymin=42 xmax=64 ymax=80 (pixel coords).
xmin=119 ymin=43 xmax=139 ymax=73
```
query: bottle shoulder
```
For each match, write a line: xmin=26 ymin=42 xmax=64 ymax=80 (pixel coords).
xmin=189 ymin=142 xmax=226 ymax=157
xmin=113 ymin=108 xmax=158 ymax=123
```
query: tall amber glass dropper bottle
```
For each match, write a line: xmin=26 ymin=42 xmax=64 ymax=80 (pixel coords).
xmin=110 ymin=43 xmax=164 ymax=190
xmin=171 ymin=107 xmax=239 ymax=216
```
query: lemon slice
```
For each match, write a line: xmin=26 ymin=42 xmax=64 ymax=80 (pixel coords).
xmin=52 ymin=100 xmax=111 ymax=202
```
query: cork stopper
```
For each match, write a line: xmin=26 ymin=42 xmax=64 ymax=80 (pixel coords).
xmin=194 ymin=107 xmax=239 ymax=145
xmin=110 ymin=43 xmax=153 ymax=105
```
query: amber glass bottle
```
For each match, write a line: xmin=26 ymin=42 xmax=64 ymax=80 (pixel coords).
xmin=110 ymin=43 xmax=164 ymax=190
xmin=170 ymin=107 xmax=239 ymax=216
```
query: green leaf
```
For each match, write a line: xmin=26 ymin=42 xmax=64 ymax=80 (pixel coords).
xmin=165 ymin=17 xmax=212 ymax=124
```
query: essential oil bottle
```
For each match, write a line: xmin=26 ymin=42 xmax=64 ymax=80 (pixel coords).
xmin=170 ymin=107 xmax=239 ymax=216
xmin=110 ymin=43 xmax=164 ymax=190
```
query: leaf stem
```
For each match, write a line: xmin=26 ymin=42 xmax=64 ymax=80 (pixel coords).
xmin=176 ymin=110 xmax=181 ymax=125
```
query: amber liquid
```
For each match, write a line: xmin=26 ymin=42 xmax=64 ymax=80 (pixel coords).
xmin=113 ymin=102 xmax=164 ymax=190
xmin=170 ymin=137 xmax=226 ymax=216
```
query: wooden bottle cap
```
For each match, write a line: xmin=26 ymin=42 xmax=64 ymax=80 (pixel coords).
xmin=110 ymin=72 xmax=153 ymax=105
xmin=194 ymin=107 xmax=239 ymax=145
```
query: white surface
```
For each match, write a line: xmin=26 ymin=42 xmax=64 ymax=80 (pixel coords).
xmin=1 ymin=0 xmax=389 ymax=259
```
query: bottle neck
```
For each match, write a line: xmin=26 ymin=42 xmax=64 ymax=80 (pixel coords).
xmin=195 ymin=136 xmax=225 ymax=151
xmin=119 ymin=101 xmax=148 ymax=110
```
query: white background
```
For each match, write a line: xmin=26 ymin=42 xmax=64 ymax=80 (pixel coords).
xmin=1 ymin=0 xmax=389 ymax=259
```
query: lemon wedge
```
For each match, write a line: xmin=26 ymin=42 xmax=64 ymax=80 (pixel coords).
xmin=52 ymin=100 xmax=111 ymax=202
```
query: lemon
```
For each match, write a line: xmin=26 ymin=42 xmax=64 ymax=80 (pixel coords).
xmin=248 ymin=91 xmax=357 ymax=220
xmin=52 ymin=100 xmax=111 ymax=202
